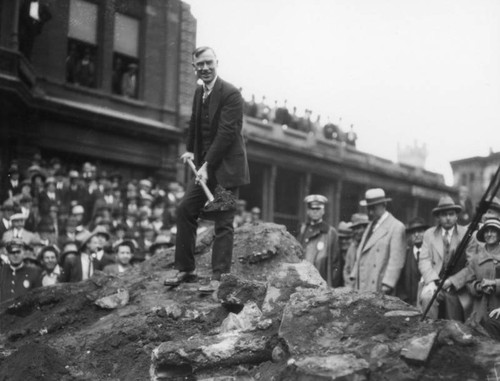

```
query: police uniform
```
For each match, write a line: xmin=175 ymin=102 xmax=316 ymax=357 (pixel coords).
xmin=297 ymin=195 xmax=342 ymax=287
xmin=0 ymin=241 xmax=42 ymax=304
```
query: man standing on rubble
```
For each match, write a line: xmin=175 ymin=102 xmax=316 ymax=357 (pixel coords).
xmin=166 ymin=47 xmax=250 ymax=294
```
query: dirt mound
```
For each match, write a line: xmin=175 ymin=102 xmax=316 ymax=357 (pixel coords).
xmin=0 ymin=344 xmax=70 ymax=381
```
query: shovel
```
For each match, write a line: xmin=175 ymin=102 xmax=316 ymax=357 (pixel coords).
xmin=186 ymin=159 xmax=237 ymax=219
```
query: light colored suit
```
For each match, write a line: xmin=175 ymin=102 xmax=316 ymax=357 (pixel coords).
xmin=418 ymin=224 xmax=470 ymax=319
xmin=2 ymin=228 xmax=40 ymax=246
xmin=353 ymin=212 xmax=406 ymax=292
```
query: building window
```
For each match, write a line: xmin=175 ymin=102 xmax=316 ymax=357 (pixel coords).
xmin=469 ymin=172 xmax=475 ymax=185
xmin=112 ymin=13 xmax=140 ymax=99
xmin=461 ymin=173 xmax=467 ymax=186
xmin=66 ymin=0 xmax=98 ymax=88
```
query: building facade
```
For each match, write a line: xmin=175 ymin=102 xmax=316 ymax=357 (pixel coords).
xmin=450 ymin=151 xmax=500 ymax=206
xmin=0 ymin=0 xmax=456 ymax=234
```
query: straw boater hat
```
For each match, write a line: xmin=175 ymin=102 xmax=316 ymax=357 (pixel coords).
xmin=432 ymin=195 xmax=462 ymax=216
xmin=477 ymin=218 xmax=500 ymax=243
xmin=9 ymin=212 xmax=27 ymax=222
xmin=359 ymin=188 xmax=392 ymax=207
xmin=406 ymin=217 xmax=430 ymax=233
xmin=304 ymin=194 xmax=328 ymax=208
xmin=350 ymin=213 xmax=369 ymax=228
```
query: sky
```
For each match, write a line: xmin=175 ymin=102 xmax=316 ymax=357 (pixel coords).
xmin=185 ymin=0 xmax=500 ymax=185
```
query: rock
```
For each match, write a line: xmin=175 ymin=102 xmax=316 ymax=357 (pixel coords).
xmin=401 ymin=332 xmax=437 ymax=364
xmin=94 ymin=288 xmax=129 ymax=309
xmin=164 ymin=302 xmax=183 ymax=320
xmin=262 ymin=262 xmax=327 ymax=317
xmin=437 ymin=320 xmax=474 ymax=346
xmin=384 ymin=310 xmax=421 ymax=318
xmin=220 ymin=302 xmax=263 ymax=333
xmin=272 ymin=345 xmax=287 ymax=363
xmin=218 ymin=273 xmax=267 ymax=308
xmin=279 ymin=354 xmax=369 ymax=381
xmin=257 ymin=318 xmax=273 ymax=330
xmin=151 ymin=332 xmax=270 ymax=374
xmin=370 ymin=343 xmax=390 ymax=362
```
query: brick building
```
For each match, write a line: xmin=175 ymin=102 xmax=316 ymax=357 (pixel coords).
xmin=0 ymin=0 xmax=196 ymax=183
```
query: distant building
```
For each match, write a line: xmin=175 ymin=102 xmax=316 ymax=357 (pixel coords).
xmin=397 ymin=141 xmax=428 ymax=169
xmin=450 ymin=150 xmax=500 ymax=205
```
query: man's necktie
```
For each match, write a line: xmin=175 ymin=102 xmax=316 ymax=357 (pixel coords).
xmin=202 ymin=87 xmax=209 ymax=103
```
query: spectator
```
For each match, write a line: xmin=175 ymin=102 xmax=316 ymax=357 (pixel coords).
xmin=39 ymin=245 xmax=61 ymax=286
xmin=233 ymin=199 xmax=248 ymax=228
xmin=0 ymin=239 xmax=42 ymax=303
xmin=0 ymin=200 xmax=14 ymax=238
xmin=121 ymin=63 xmax=139 ymax=98
xmin=104 ymin=240 xmax=135 ymax=275
xmin=5 ymin=164 xmax=22 ymax=200
xmin=297 ymin=194 xmax=341 ymax=287
xmin=19 ymin=194 xmax=37 ymax=232
xmin=396 ymin=217 xmax=429 ymax=306
xmin=344 ymin=213 xmax=369 ymax=288
xmin=337 ymin=221 xmax=352 ymax=269
xmin=418 ymin=195 xmax=469 ymax=321
xmin=38 ymin=176 xmax=61 ymax=219
xmin=353 ymin=188 xmax=406 ymax=294
xmin=75 ymin=48 xmax=96 ymax=88
xmin=250 ymin=207 xmax=262 ymax=224
xmin=2 ymin=212 xmax=40 ymax=247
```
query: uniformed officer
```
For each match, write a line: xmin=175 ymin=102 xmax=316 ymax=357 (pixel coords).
xmin=0 ymin=239 xmax=42 ymax=304
xmin=297 ymin=195 xmax=341 ymax=287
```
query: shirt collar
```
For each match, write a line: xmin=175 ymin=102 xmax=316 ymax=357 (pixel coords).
xmin=441 ymin=225 xmax=456 ymax=237
xmin=203 ymin=76 xmax=218 ymax=92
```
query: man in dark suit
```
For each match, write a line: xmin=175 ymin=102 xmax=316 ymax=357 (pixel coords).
xmin=167 ymin=46 xmax=250 ymax=293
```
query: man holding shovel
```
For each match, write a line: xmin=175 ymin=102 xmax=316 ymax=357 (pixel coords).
xmin=165 ymin=46 xmax=250 ymax=293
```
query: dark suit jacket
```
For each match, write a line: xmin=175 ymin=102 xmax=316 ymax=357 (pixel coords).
xmin=187 ymin=77 xmax=250 ymax=188
xmin=60 ymin=253 xmax=105 ymax=283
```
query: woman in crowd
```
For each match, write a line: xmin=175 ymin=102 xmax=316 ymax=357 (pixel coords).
xmin=466 ymin=217 xmax=500 ymax=339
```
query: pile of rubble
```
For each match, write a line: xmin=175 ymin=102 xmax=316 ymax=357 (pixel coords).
xmin=1 ymin=222 xmax=500 ymax=381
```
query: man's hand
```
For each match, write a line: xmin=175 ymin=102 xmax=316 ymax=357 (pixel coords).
xmin=442 ymin=279 xmax=453 ymax=291
xmin=481 ymin=279 xmax=496 ymax=295
xmin=196 ymin=162 xmax=208 ymax=184
xmin=490 ymin=308 xmax=500 ymax=319
xmin=180 ymin=152 xmax=194 ymax=164
xmin=381 ymin=284 xmax=392 ymax=294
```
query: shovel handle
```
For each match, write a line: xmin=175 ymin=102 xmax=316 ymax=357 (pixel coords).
xmin=186 ymin=159 xmax=215 ymax=202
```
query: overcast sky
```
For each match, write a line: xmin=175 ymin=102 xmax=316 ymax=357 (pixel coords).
xmin=185 ymin=0 xmax=500 ymax=185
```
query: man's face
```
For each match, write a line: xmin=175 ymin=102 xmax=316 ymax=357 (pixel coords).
xmin=306 ymin=205 xmax=325 ymax=222
xmin=411 ymin=229 xmax=425 ymax=246
xmin=352 ymin=225 xmax=367 ymax=243
xmin=339 ymin=237 xmax=352 ymax=252
xmin=42 ymin=251 xmax=58 ymax=272
xmin=438 ymin=210 xmax=458 ymax=230
xmin=367 ymin=204 xmax=386 ymax=221
xmin=8 ymin=248 xmax=24 ymax=266
xmin=87 ymin=236 xmax=100 ymax=252
xmin=193 ymin=49 xmax=218 ymax=84
xmin=116 ymin=246 xmax=132 ymax=266
xmin=12 ymin=219 xmax=25 ymax=229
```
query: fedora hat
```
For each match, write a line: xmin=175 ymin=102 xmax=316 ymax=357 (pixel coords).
xmin=432 ymin=195 xmax=462 ymax=216
xmin=477 ymin=218 xmax=500 ymax=243
xmin=350 ymin=213 xmax=369 ymax=228
xmin=338 ymin=221 xmax=353 ymax=237
xmin=359 ymin=188 xmax=392 ymax=207
xmin=406 ymin=217 xmax=429 ymax=233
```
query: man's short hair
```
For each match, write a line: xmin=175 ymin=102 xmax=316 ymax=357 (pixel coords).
xmin=192 ymin=46 xmax=216 ymax=61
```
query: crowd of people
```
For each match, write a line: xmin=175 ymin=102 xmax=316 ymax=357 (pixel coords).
xmin=242 ymin=94 xmax=358 ymax=147
xmin=297 ymin=188 xmax=500 ymax=340
xmin=0 ymin=153 xmax=261 ymax=303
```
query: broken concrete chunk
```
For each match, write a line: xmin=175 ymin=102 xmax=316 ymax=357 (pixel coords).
xmin=94 ymin=288 xmax=129 ymax=309
xmin=280 ymin=354 xmax=369 ymax=380
xmin=217 ymin=273 xmax=267 ymax=307
xmin=384 ymin=310 xmax=421 ymax=318
xmin=220 ymin=302 xmax=263 ymax=333
xmin=401 ymin=332 xmax=437 ymax=363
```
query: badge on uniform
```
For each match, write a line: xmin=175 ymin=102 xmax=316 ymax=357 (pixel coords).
xmin=317 ymin=241 xmax=324 ymax=251
xmin=23 ymin=280 xmax=30 ymax=288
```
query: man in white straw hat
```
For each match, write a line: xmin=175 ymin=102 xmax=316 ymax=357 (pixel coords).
xmin=418 ymin=195 xmax=469 ymax=321
xmin=352 ymin=188 xmax=406 ymax=294
xmin=2 ymin=212 xmax=39 ymax=247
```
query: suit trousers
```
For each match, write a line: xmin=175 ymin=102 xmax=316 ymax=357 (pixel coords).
xmin=174 ymin=179 xmax=237 ymax=280
xmin=421 ymin=287 xmax=464 ymax=322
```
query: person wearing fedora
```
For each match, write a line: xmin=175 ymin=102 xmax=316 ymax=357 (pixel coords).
xmin=2 ymin=212 xmax=40 ymax=248
xmin=344 ymin=213 xmax=369 ymax=289
xmin=352 ymin=188 xmax=406 ymax=294
xmin=0 ymin=239 xmax=42 ymax=304
xmin=59 ymin=229 xmax=109 ymax=282
xmin=395 ymin=217 xmax=429 ymax=306
xmin=465 ymin=218 xmax=500 ymax=339
xmin=418 ymin=195 xmax=469 ymax=321
xmin=103 ymin=240 xmax=135 ymax=276
xmin=297 ymin=195 xmax=342 ymax=287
